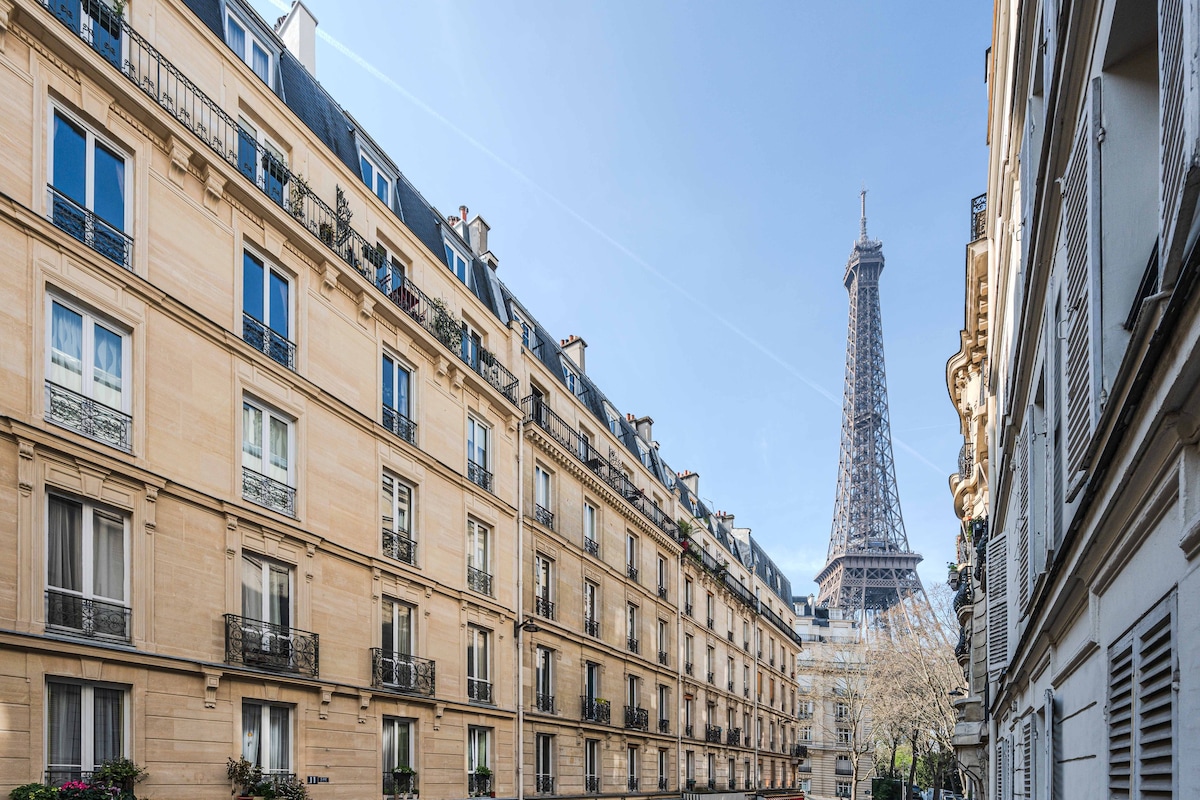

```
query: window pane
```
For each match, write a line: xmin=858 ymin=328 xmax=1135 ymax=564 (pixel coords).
xmin=92 ymin=323 xmax=123 ymax=409
xmin=268 ymin=705 xmax=289 ymax=772
xmin=47 ymin=496 xmax=82 ymax=592
xmin=376 ymin=174 xmax=390 ymax=205
xmin=237 ymin=125 xmax=257 ymax=181
xmin=92 ymin=687 xmax=123 ymax=763
xmin=242 ymin=403 xmax=263 ymax=472
xmin=243 ymin=252 xmax=265 ymax=321
xmin=93 ymin=143 xmax=125 ymax=229
xmin=268 ymin=563 xmax=289 ymax=628
xmin=47 ymin=682 xmax=82 ymax=768
xmin=91 ymin=509 xmax=124 ymax=602
xmin=394 ymin=482 xmax=410 ymax=533
xmin=360 ymin=155 xmax=373 ymax=186
xmin=52 ymin=113 xmax=87 ymax=204
xmin=268 ymin=269 xmax=288 ymax=337
xmin=242 ymin=703 xmax=262 ymax=765
xmin=382 ymin=355 xmax=394 ymax=410
xmin=227 ymin=17 xmax=246 ymax=56
xmin=395 ymin=604 xmax=411 ymax=655
xmin=242 ymin=555 xmax=263 ymax=621
xmin=50 ymin=302 xmax=84 ymax=392
xmin=268 ymin=416 xmax=288 ymax=481
xmin=251 ymin=42 xmax=271 ymax=83
xmin=395 ymin=365 xmax=409 ymax=415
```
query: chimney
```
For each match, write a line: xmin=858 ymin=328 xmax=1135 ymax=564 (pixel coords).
xmin=715 ymin=511 xmax=735 ymax=529
xmin=277 ymin=1 xmax=318 ymax=76
xmin=634 ymin=415 xmax=653 ymax=443
xmin=467 ymin=214 xmax=491 ymax=258
xmin=560 ymin=335 xmax=586 ymax=373
xmin=678 ymin=470 xmax=699 ymax=496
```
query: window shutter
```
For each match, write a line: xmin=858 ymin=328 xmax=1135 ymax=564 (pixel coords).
xmin=1041 ymin=0 xmax=1057 ymax=96
xmin=1022 ymin=720 xmax=1032 ymax=799
xmin=1108 ymin=636 xmax=1135 ymax=799
xmin=1159 ymin=0 xmax=1185 ymax=255
xmin=1135 ymin=609 xmax=1173 ymax=798
xmin=1016 ymin=424 xmax=1031 ymax=613
xmin=996 ymin=736 xmax=1006 ymax=800
xmin=1021 ymin=101 xmax=1038 ymax=274
xmin=986 ymin=531 xmax=1009 ymax=675
xmin=1044 ymin=690 xmax=1056 ymax=800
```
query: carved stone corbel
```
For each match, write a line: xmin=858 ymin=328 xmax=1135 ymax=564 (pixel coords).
xmin=203 ymin=670 xmax=222 ymax=709
xmin=17 ymin=439 xmax=34 ymax=496
xmin=166 ymin=136 xmax=192 ymax=188
xmin=358 ymin=692 xmax=371 ymax=724
xmin=201 ymin=164 xmax=225 ymax=213
xmin=319 ymin=686 xmax=333 ymax=719
xmin=0 ymin=0 xmax=16 ymax=55
xmin=320 ymin=261 xmax=339 ymax=297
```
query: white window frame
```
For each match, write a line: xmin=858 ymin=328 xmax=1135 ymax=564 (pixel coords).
xmin=226 ymin=12 xmax=272 ymax=84
xmin=45 ymin=679 xmax=129 ymax=777
xmin=467 ymin=625 xmax=491 ymax=684
xmin=467 ymin=726 xmax=490 ymax=772
xmin=444 ymin=240 xmax=470 ymax=284
xmin=604 ymin=403 xmax=620 ymax=435
xmin=236 ymin=116 xmax=287 ymax=201
xmin=626 ymin=533 xmax=638 ymax=572
xmin=46 ymin=294 xmax=131 ymax=414
xmin=45 ymin=494 xmax=130 ymax=627
xmin=381 ymin=472 xmax=415 ymax=537
xmin=534 ymin=465 xmax=552 ymax=511
xmin=583 ymin=502 xmax=597 ymax=547
xmin=359 ymin=150 xmax=392 ymax=206
xmin=241 ymin=396 xmax=294 ymax=488
xmin=561 ymin=359 xmax=581 ymax=396
xmin=534 ymin=554 xmax=553 ymax=604
xmin=512 ymin=310 xmax=531 ymax=348
xmin=583 ymin=581 xmax=598 ymax=624
xmin=241 ymin=248 xmax=294 ymax=366
xmin=535 ymin=646 xmax=554 ymax=698
xmin=382 ymin=351 xmax=414 ymax=425
xmin=47 ymin=104 xmax=131 ymax=234
xmin=241 ymin=553 xmax=292 ymax=626
xmin=585 ymin=739 xmax=600 ymax=783
xmin=241 ymin=700 xmax=292 ymax=775
xmin=467 ymin=518 xmax=490 ymax=576
xmin=467 ymin=416 xmax=491 ymax=471
xmin=627 ymin=603 xmax=638 ymax=641
xmin=382 ymin=716 xmax=414 ymax=772
xmin=535 ymin=733 xmax=554 ymax=782
xmin=381 ymin=597 xmax=414 ymax=655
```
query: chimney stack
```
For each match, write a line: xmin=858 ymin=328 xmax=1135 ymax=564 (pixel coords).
xmin=560 ymin=335 xmax=587 ymax=373
xmin=277 ymin=1 xmax=318 ymax=76
xmin=715 ymin=511 xmax=735 ymax=529
xmin=678 ymin=470 xmax=699 ymax=496
xmin=634 ymin=415 xmax=653 ymax=444
xmin=467 ymin=214 xmax=491 ymax=259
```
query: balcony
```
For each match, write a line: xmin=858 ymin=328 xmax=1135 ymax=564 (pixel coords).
xmin=242 ymin=466 xmax=296 ymax=517
xmin=467 ymin=677 xmax=493 ymax=704
xmin=684 ymin=724 xmax=694 ymax=738
xmin=970 ymin=193 xmax=987 ymax=241
xmin=624 ymin=705 xmax=649 ymax=731
xmin=45 ymin=589 xmax=130 ymax=642
xmin=685 ymin=603 xmax=694 ymax=617
xmin=727 ymin=680 xmax=735 ymax=691
xmin=584 ymin=537 xmax=599 ymax=556
xmin=627 ymin=563 xmax=639 ymax=582
xmin=792 ymin=745 xmax=809 ymax=758
xmin=835 ymin=765 xmax=854 ymax=776
xmin=657 ymin=584 xmax=668 ymax=599
xmin=46 ymin=184 xmax=133 ymax=269
xmin=382 ymin=405 xmax=417 ymax=445
xmin=658 ymin=650 xmax=669 ymax=666
xmin=383 ymin=771 xmax=417 ymax=796
xmin=627 ymin=777 xmax=639 ymax=792
xmin=707 ymin=779 xmax=716 ymax=791
xmin=727 ymin=728 xmax=742 ymax=746
xmin=45 ymin=381 xmax=132 ymax=452
xmin=707 ymin=671 xmax=715 ymax=684
xmin=535 ymin=775 xmax=554 ymax=795
xmin=685 ymin=779 xmax=696 ymax=791
xmin=707 ymin=617 xmax=715 ymax=630
xmin=627 ymin=636 xmax=639 ymax=654
xmin=580 ymin=697 xmax=611 ymax=724
xmin=242 ymin=314 xmax=296 ymax=371
xmin=467 ymin=565 xmax=493 ymax=597
xmin=585 ymin=618 xmax=600 ymax=638
xmin=658 ymin=718 xmax=670 ymax=734
xmin=224 ymin=613 xmax=318 ymax=677
xmin=534 ymin=504 xmax=554 ymax=530
xmin=658 ymin=778 xmax=669 ymax=791
xmin=467 ymin=460 xmax=494 ymax=493
xmin=467 ymin=773 xmax=492 ymax=797
xmin=743 ymin=688 xmax=749 ymax=698
xmin=370 ymin=649 xmax=435 ymax=696
xmin=585 ymin=777 xmax=600 ymax=793
xmin=535 ymin=596 xmax=555 ymax=620
xmin=727 ymin=631 xmax=734 ymax=643
xmin=958 ymin=443 xmax=975 ymax=483
xmin=705 ymin=724 xmax=723 ymax=743
xmin=383 ymin=529 xmax=416 ymax=566
xmin=685 ymin=662 xmax=694 ymax=676
xmin=535 ymin=692 xmax=556 ymax=713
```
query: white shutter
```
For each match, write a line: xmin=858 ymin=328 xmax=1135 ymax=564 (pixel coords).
xmin=1041 ymin=0 xmax=1057 ymax=97
xmin=1135 ymin=607 xmax=1173 ymax=798
xmin=1016 ymin=424 xmax=1031 ymax=613
xmin=1159 ymin=0 xmax=1186 ymax=260
xmin=1022 ymin=720 xmax=1032 ymax=799
xmin=997 ymin=736 xmax=1007 ymax=800
xmin=1021 ymin=100 xmax=1038 ymax=275
xmin=1108 ymin=635 xmax=1135 ymax=799
xmin=986 ymin=532 xmax=1009 ymax=675
xmin=1044 ymin=690 xmax=1056 ymax=800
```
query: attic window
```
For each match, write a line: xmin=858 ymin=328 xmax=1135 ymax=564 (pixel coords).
xmin=359 ymin=151 xmax=391 ymax=206
xmin=512 ymin=311 xmax=531 ymax=348
xmin=636 ymin=439 xmax=652 ymax=469
xmin=226 ymin=12 xmax=272 ymax=85
xmin=561 ymin=360 xmax=581 ymax=396
xmin=603 ymin=403 xmax=619 ymax=435
xmin=444 ymin=241 xmax=469 ymax=284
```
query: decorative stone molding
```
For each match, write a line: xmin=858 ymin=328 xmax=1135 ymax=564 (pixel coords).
xmin=203 ymin=670 xmax=222 ymax=709
xmin=201 ymin=164 xmax=225 ymax=213
xmin=320 ymin=260 xmax=339 ymax=296
xmin=358 ymin=692 xmax=371 ymax=724
xmin=17 ymin=439 xmax=34 ymax=495
xmin=0 ymin=0 xmax=15 ymax=54
xmin=166 ymin=136 xmax=192 ymax=187
xmin=319 ymin=686 xmax=333 ymax=719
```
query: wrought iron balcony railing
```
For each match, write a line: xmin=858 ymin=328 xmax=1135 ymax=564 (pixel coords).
xmin=624 ymin=705 xmax=649 ymax=731
xmin=46 ymin=185 xmax=133 ymax=269
xmin=970 ymin=193 xmax=987 ymax=241
xmin=705 ymin=724 xmax=723 ymax=743
xmin=727 ymin=631 xmax=734 ymax=643
xmin=580 ymin=697 xmax=611 ymax=724
xmin=584 ymin=618 xmax=600 ymax=637
xmin=793 ymin=745 xmax=809 ymax=758
xmin=535 ymin=595 xmax=555 ymax=620
xmin=584 ymin=537 xmax=599 ymax=556
xmin=45 ymin=381 xmax=132 ymax=452
xmin=627 ymin=636 xmax=639 ymax=654
xmin=467 ymin=773 xmax=492 ymax=797
xmin=224 ymin=613 xmax=318 ymax=677
xmin=383 ymin=770 xmax=418 ymax=796
xmin=371 ymin=649 xmax=435 ymax=696
xmin=242 ymin=466 xmax=296 ymax=517
xmin=467 ymin=565 xmax=493 ymax=597
xmin=627 ymin=563 xmax=639 ymax=581
xmin=685 ymin=779 xmax=696 ymax=791
xmin=382 ymin=405 xmax=417 ymax=445
xmin=658 ymin=718 xmax=670 ymax=734
xmin=627 ymin=777 xmax=639 ymax=792
xmin=954 ymin=579 xmax=975 ymax=613
xmin=534 ymin=504 xmax=554 ymax=530
xmin=708 ymin=779 xmax=716 ymax=791
xmin=45 ymin=589 xmax=130 ymax=642
xmin=44 ymin=769 xmax=96 ymax=789
xmin=657 ymin=584 xmax=668 ymax=599
xmin=383 ymin=528 xmax=416 ymax=566
xmin=467 ymin=677 xmax=493 ymax=704
xmin=535 ymin=692 xmax=556 ymax=713
xmin=685 ymin=603 xmax=693 ymax=617
xmin=707 ymin=617 xmax=715 ymax=630
xmin=727 ymin=728 xmax=742 ymax=746
xmin=684 ymin=724 xmax=694 ymax=738
xmin=684 ymin=662 xmax=693 ymax=676
xmin=727 ymin=680 xmax=735 ymax=691
xmin=707 ymin=671 xmax=715 ymax=684
xmin=535 ymin=775 xmax=554 ymax=795
xmin=242 ymin=313 xmax=296 ymax=371
xmin=585 ymin=776 xmax=600 ymax=793
xmin=958 ymin=443 xmax=975 ymax=482
xmin=955 ymin=625 xmax=970 ymax=661
xmin=658 ymin=777 xmax=669 ymax=791
xmin=658 ymin=650 xmax=669 ymax=666
xmin=467 ymin=460 xmax=494 ymax=493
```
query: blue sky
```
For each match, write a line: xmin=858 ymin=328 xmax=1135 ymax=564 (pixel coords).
xmin=250 ymin=0 xmax=991 ymax=596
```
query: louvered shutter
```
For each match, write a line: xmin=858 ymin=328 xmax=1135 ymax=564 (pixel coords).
xmin=1021 ymin=100 xmax=1037 ymax=274
xmin=1136 ymin=608 xmax=1173 ymax=798
xmin=1160 ymin=0 xmax=1185 ymax=260
xmin=1016 ymin=424 xmax=1031 ymax=613
xmin=1108 ymin=636 xmax=1135 ymax=799
xmin=986 ymin=531 xmax=1009 ymax=675
xmin=1042 ymin=0 xmax=1057 ymax=97
xmin=1044 ymin=690 xmax=1056 ymax=800
xmin=1022 ymin=720 xmax=1032 ymax=799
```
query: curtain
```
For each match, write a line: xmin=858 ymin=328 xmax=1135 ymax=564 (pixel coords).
xmin=268 ymin=563 xmax=289 ymax=628
xmin=48 ymin=497 xmax=82 ymax=592
xmin=92 ymin=324 xmax=123 ymax=410
xmin=268 ymin=416 xmax=288 ymax=483
xmin=242 ymin=404 xmax=263 ymax=473
xmin=268 ymin=706 xmax=289 ymax=773
xmin=47 ymin=682 xmax=82 ymax=768
xmin=242 ymin=703 xmax=261 ymax=765
xmin=50 ymin=302 xmax=84 ymax=392
xmin=91 ymin=509 xmax=124 ymax=602
xmin=383 ymin=718 xmax=396 ymax=770
xmin=251 ymin=42 xmax=270 ymax=84
xmin=226 ymin=18 xmax=246 ymax=59
xmin=242 ymin=555 xmax=263 ymax=621
xmin=395 ymin=482 xmax=410 ymax=534
xmin=93 ymin=687 xmax=123 ymax=763
xmin=396 ymin=604 xmax=411 ymax=656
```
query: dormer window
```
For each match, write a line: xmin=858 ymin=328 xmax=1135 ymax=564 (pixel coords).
xmin=444 ymin=241 xmax=469 ymax=284
xmin=561 ymin=360 xmax=580 ymax=396
xmin=512 ymin=311 xmax=531 ymax=348
xmin=226 ymin=13 xmax=272 ymax=85
xmin=603 ymin=403 xmax=619 ymax=435
xmin=359 ymin=152 xmax=391 ymax=206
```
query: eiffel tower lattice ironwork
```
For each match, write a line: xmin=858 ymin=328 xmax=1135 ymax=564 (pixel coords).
xmin=816 ymin=191 xmax=925 ymax=621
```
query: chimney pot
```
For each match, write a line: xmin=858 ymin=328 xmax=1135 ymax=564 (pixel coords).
xmin=277 ymin=1 xmax=318 ymax=76
xmin=561 ymin=335 xmax=587 ymax=374
xmin=680 ymin=471 xmax=699 ymax=495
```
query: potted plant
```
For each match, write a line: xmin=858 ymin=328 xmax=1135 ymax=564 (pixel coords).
xmin=271 ymin=776 xmax=307 ymax=800
xmin=391 ymin=765 xmax=417 ymax=797
xmin=947 ymin=561 xmax=961 ymax=589
xmin=471 ymin=766 xmax=493 ymax=797
xmin=94 ymin=756 xmax=148 ymax=796
xmin=227 ymin=756 xmax=264 ymax=799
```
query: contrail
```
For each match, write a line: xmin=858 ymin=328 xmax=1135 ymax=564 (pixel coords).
xmin=265 ymin=0 xmax=948 ymax=475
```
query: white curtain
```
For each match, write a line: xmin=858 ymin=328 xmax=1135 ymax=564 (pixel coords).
xmin=268 ymin=417 xmax=288 ymax=483
xmin=242 ymin=703 xmax=261 ymax=765
xmin=384 ymin=719 xmax=410 ymax=770
xmin=48 ymin=497 xmax=82 ymax=592
xmin=47 ymin=682 xmax=82 ymax=768
xmin=242 ymin=404 xmax=263 ymax=473
xmin=50 ymin=302 xmax=83 ymax=392
xmin=268 ymin=563 xmax=289 ymax=628
xmin=268 ymin=706 xmax=289 ymax=773
xmin=91 ymin=509 xmax=124 ymax=602
xmin=242 ymin=555 xmax=263 ymax=621
xmin=91 ymin=324 xmax=123 ymax=410
xmin=92 ymin=688 xmax=123 ymax=763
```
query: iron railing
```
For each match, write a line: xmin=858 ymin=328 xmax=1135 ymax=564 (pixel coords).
xmin=585 ymin=776 xmax=600 ymax=793
xmin=707 ymin=617 xmax=715 ymax=630
xmin=585 ymin=618 xmax=600 ymax=637
xmin=45 ymin=589 xmax=130 ymax=641
xmin=658 ymin=778 xmax=669 ymax=791
xmin=627 ymin=563 xmax=639 ymax=581
xmin=707 ymin=671 xmax=715 ymax=684
xmin=467 ymin=460 xmax=494 ymax=493
xmin=242 ymin=313 xmax=296 ymax=371
xmin=44 ymin=381 xmax=132 ymax=452
xmin=658 ymin=650 xmax=669 ymax=666
xmin=727 ymin=728 xmax=742 ymax=746
xmin=383 ymin=528 xmax=417 ymax=566
xmin=953 ymin=579 xmax=975 ymax=613
xmin=793 ymin=745 xmax=809 ymax=758
xmin=684 ymin=724 xmax=694 ymax=738
xmin=44 ymin=769 xmax=97 ymax=788
xmin=534 ymin=504 xmax=554 ymax=530
xmin=535 ymin=775 xmax=554 ymax=795
xmin=727 ymin=680 xmax=735 ymax=691
xmin=584 ymin=537 xmax=599 ymax=556
xmin=970 ymin=193 xmax=987 ymax=241
xmin=535 ymin=595 xmax=555 ymax=620
xmin=46 ymin=185 xmax=133 ymax=269
xmin=658 ymin=718 xmax=670 ymax=734
xmin=958 ymin=443 xmax=975 ymax=482
xmin=467 ymin=773 xmax=492 ymax=797
xmin=955 ymin=626 xmax=970 ymax=661
xmin=224 ymin=613 xmax=318 ymax=677
xmin=383 ymin=771 xmax=417 ymax=796
xmin=580 ymin=697 xmax=611 ymax=724
xmin=685 ymin=603 xmax=693 ymax=616
xmin=657 ymin=584 xmax=668 ymax=599
xmin=371 ymin=649 xmax=435 ymax=696
xmin=627 ymin=777 xmax=639 ymax=792
xmin=535 ymin=692 xmax=556 ymax=713
xmin=706 ymin=724 xmax=723 ymax=743
xmin=467 ymin=677 xmax=493 ymax=704
xmin=467 ymin=565 xmax=493 ymax=596
xmin=627 ymin=636 xmax=639 ymax=654
xmin=624 ymin=705 xmax=649 ymax=731
xmin=382 ymin=405 xmax=417 ymax=445
xmin=685 ymin=662 xmax=693 ymax=676
xmin=242 ymin=466 xmax=295 ymax=517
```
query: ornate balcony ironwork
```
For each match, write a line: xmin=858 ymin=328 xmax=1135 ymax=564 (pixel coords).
xmin=467 ymin=460 xmax=493 ymax=493
xmin=585 ymin=776 xmax=600 ymax=793
xmin=535 ymin=692 xmax=556 ymax=713
xmin=535 ymin=775 xmax=554 ymax=795
xmin=685 ymin=603 xmax=693 ymax=617
xmin=585 ymin=618 xmax=600 ymax=637
xmin=467 ymin=565 xmax=493 ymax=596
xmin=793 ymin=745 xmax=809 ymax=758
xmin=382 ymin=405 xmax=417 ymax=445
xmin=242 ymin=313 xmax=296 ymax=371
xmin=242 ymin=466 xmax=295 ymax=517
xmin=727 ymin=728 xmax=742 ymax=746
xmin=44 ymin=770 xmax=100 ymax=789
xmin=624 ymin=705 xmax=649 ymax=731
xmin=727 ymin=631 xmax=735 ymax=643
xmin=534 ymin=504 xmax=554 ymax=530
xmin=955 ymin=626 xmax=970 ymax=661
xmin=224 ymin=613 xmax=318 ymax=677
xmin=584 ymin=537 xmax=599 ymax=556
xmin=580 ymin=697 xmax=611 ymax=724
xmin=658 ymin=650 xmax=669 ymax=666
xmin=383 ymin=770 xmax=417 ymax=796
xmin=658 ymin=717 xmax=670 ymax=734
xmin=383 ymin=528 xmax=416 ymax=566
xmin=467 ymin=773 xmax=492 ymax=797
xmin=953 ymin=579 xmax=975 ymax=613
xmin=627 ymin=636 xmax=639 ymax=654
xmin=970 ymin=193 xmax=987 ymax=241
xmin=657 ymin=584 xmax=668 ymax=599
xmin=627 ymin=563 xmax=639 ymax=581
xmin=45 ymin=589 xmax=130 ymax=642
xmin=535 ymin=595 xmax=555 ymax=620
xmin=727 ymin=680 xmax=735 ymax=691
xmin=708 ymin=779 xmax=716 ymax=790
xmin=627 ymin=777 xmax=639 ymax=792
xmin=958 ymin=443 xmax=975 ymax=482
xmin=706 ymin=724 xmax=723 ymax=743
xmin=371 ymin=649 xmax=435 ymax=696
xmin=707 ymin=671 xmax=715 ymax=684
xmin=684 ymin=724 xmax=694 ymax=738
xmin=684 ymin=662 xmax=693 ymax=676
xmin=44 ymin=381 xmax=132 ymax=452
xmin=46 ymin=185 xmax=133 ymax=269
xmin=685 ymin=779 xmax=696 ymax=791
xmin=658 ymin=777 xmax=669 ymax=791
xmin=467 ymin=677 xmax=493 ymax=704
xmin=707 ymin=617 xmax=715 ymax=630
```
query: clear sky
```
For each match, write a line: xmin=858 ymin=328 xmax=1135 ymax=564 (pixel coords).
xmin=250 ymin=0 xmax=992 ymax=597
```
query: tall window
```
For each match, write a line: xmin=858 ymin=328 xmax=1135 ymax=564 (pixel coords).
xmin=627 ymin=746 xmax=639 ymax=789
xmin=585 ymin=740 xmax=600 ymax=792
xmin=657 ymin=555 xmax=667 ymax=595
xmin=48 ymin=109 xmax=129 ymax=266
xmin=466 ymin=626 xmax=491 ymax=703
xmin=467 ymin=727 xmax=490 ymax=777
xmin=561 ymin=361 xmax=580 ymax=395
xmin=583 ymin=581 xmax=598 ymax=636
xmin=535 ymin=647 xmax=554 ymax=712
xmin=45 ymin=680 xmax=126 ymax=784
xmin=535 ymin=734 xmax=554 ymax=793
xmin=467 ymin=519 xmax=491 ymax=596
xmin=241 ymin=554 xmax=291 ymax=663
xmin=659 ymin=749 xmax=669 ymax=790
xmin=460 ymin=320 xmax=482 ymax=368
xmin=534 ymin=466 xmax=552 ymax=528
xmin=684 ymin=578 xmax=693 ymax=613
xmin=657 ymin=685 xmax=669 ymax=725
xmin=46 ymin=297 xmax=131 ymax=450
xmin=657 ymin=619 xmax=668 ymax=661
xmin=626 ymin=534 xmax=638 ymax=580
xmin=583 ymin=503 xmax=598 ymax=554
xmin=604 ymin=403 xmax=619 ymax=435
xmin=45 ymin=496 xmax=128 ymax=641
xmin=359 ymin=152 xmax=391 ymax=205
xmin=236 ymin=117 xmax=285 ymax=205
xmin=534 ymin=555 xmax=553 ymax=618
xmin=381 ymin=473 xmax=415 ymax=565
xmin=242 ymin=251 xmax=293 ymax=369
xmin=444 ymin=241 xmax=469 ymax=284
xmin=381 ymin=599 xmax=413 ymax=658
xmin=382 ymin=354 xmax=414 ymax=443
xmin=626 ymin=603 xmax=638 ymax=652
xmin=226 ymin=13 xmax=271 ymax=83
xmin=382 ymin=717 xmax=413 ymax=793
xmin=684 ymin=634 xmax=694 ymax=672
xmin=242 ymin=701 xmax=290 ymax=775
xmin=241 ymin=398 xmax=294 ymax=516
xmin=467 ymin=417 xmax=492 ymax=491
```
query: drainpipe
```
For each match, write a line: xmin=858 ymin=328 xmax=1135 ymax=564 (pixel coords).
xmin=515 ymin=417 xmax=525 ymax=800
xmin=751 ymin=558 xmax=760 ymax=791
xmin=676 ymin=546 xmax=684 ymax=791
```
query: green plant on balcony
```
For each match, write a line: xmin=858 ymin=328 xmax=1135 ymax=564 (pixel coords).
xmin=427 ymin=298 xmax=462 ymax=350
xmin=93 ymin=757 xmax=148 ymax=795
xmin=227 ymin=756 xmax=264 ymax=799
xmin=10 ymin=785 xmax=58 ymax=800
xmin=271 ymin=777 xmax=308 ymax=800
xmin=288 ymin=175 xmax=310 ymax=219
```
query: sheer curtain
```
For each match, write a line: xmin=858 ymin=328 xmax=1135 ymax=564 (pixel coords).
xmin=267 ymin=417 xmax=288 ymax=484
xmin=92 ymin=687 xmax=123 ymax=763
xmin=50 ymin=302 xmax=83 ymax=392
xmin=47 ymin=497 xmax=82 ymax=592
xmin=242 ymin=404 xmax=263 ymax=474
xmin=268 ymin=706 xmax=289 ymax=773
xmin=242 ymin=555 xmax=263 ymax=621
xmin=91 ymin=509 xmax=124 ymax=603
xmin=47 ymin=682 xmax=82 ymax=769
xmin=242 ymin=703 xmax=261 ymax=765
xmin=91 ymin=325 xmax=123 ymax=410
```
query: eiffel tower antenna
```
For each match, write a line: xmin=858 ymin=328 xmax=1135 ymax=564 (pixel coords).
xmin=816 ymin=192 xmax=926 ymax=624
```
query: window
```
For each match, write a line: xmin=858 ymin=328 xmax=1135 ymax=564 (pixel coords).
xmin=583 ymin=581 xmax=598 ymax=636
xmin=373 ymin=241 xmax=407 ymax=296
xmin=657 ymin=555 xmax=667 ymax=596
xmin=467 ymin=726 xmax=491 ymax=796
xmin=534 ymin=555 xmax=554 ymax=619
xmin=512 ymin=310 xmax=532 ymax=348
xmin=604 ymin=402 xmax=620 ymax=435
xmin=535 ymin=733 xmax=554 ymax=793
xmin=836 ymin=701 xmax=850 ymax=721
xmin=378 ymin=598 xmax=427 ymax=692
xmin=684 ymin=578 xmax=694 ymax=615
xmin=359 ymin=151 xmax=391 ymax=206
xmin=382 ymin=354 xmax=415 ymax=444
xmin=380 ymin=473 xmax=415 ymax=564
xmin=657 ymin=619 xmax=668 ymax=662
xmin=799 ymin=726 xmax=811 ymax=742
xmin=226 ymin=13 xmax=271 ymax=83
xmin=626 ymin=534 xmax=638 ymax=580
xmin=45 ymin=496 xmax=129 ymax=641
xmin=45 ymin=680 xmax=126 ymax=785
xmin=236 ymin=117 xmax=286 ymax=206
xmin=627 ymin=746 xmax=639 ymax=789
xmin=242 ymin=701 xmax=290 ymax=775
xmin=658 ymin=684 xmax=670 ymax=725
xmin=460 ymin=320 xmax=482 ymax=369
xmin=583 ymin=502 xmax=598 ymax=554
xmin=836 ymin=755 xmax=852 ymax=775
xmin=444 ymin=241 xmax=469 ymax=284
xmin=561 ymin=360 xmax=581 ymax=395
xmin=836 ymin=780 xmax=852 ymax=798
xmin=585 ymin=740 xmax=600 ymax=792
xmin=48 ymin=108 xmax=130 ymax=267
xmin=706 ymin=593 xmax=715 ymax=627
xmin=46 ymin=297 xmax=131 ymax=450
xmin=241 ymin=398 xmax=294 ymax=516
xmin=467 ymin=416 xmax=492 ymax=492
xmin=534 ymin=466 xmax=553 ymax=528
xmin=466 ymin=519 xmax=491 ymax=596
xmin=242 ymin=251 xmax=294 ymax=370
xmin=837 ymin=728 xmax=851 ymax=746
xmin=382 ymin=717 xmax=414 ymax=794
xmin=535 ymin=646 xmax=555 ymax=713
xmin=684 ymin=634 xmax=694 ymax=673
xmin=242 ymin=554 xmax=290 ymax=629
xmin=659 ymin=750 xmax=670 ymax=790
xmin=627 ymin=603 xmax=638 ymax=652
xmin=466 ymin=626 xmax=492 ymax=703
xmin=706 ymin=646 xmax=715 ymax=682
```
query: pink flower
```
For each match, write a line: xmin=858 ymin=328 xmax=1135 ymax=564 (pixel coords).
xmin=61 ymin=781 xmax=90 ymax=790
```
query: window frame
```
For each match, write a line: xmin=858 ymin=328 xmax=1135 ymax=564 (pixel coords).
xmin=583 ymin=502 xmax=598 ymax=548
xmin=225 ymin=11 xmax=273 ymax=85
xmin=235 ymin=116 xmax=287 ymax=205
xmin=240 ymin=552 xmax=293 ymax=627
xmin=444 ymin=240 xmax=470 ymax=284
xmin=534 ymin=465 xmax=552 ymax=512
xmin=47 ymin=104 xmax=131 ymax=235
xmin=466 ymin=625 xmax=491 ymax=684
xmin=467 ymin=518 xmax=490 ymax=576
xmin=241 ymin=699 xmax=292 ymax=775
xmin=359 ymin=150 xmax=392 ymax=206
xmin=45 ymin=494 xmax=130 ymax=638
xmin=45 ymin=678 xmax=129 ymax=780
xmin=467 ymin=726 xmax=490 ymax=772
xmin=241 ymin=396 xmax=295 ymax=496
xmin=467 ymin=415 xmax=491 ymax=471
xmin=241 ymin=249 xmax=295 ymax=369
xmin=382 ymin=716 xmax=414 ymax=773
xmin=46 ymin=293 xmax=132 ymax=416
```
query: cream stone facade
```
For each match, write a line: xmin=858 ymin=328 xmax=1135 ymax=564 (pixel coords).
xmin=0 ymin=1 xmax=803 ymax=799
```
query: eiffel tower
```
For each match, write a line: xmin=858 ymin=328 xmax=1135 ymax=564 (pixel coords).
xmin=815 ymin=191 xmax=925 ymax=621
